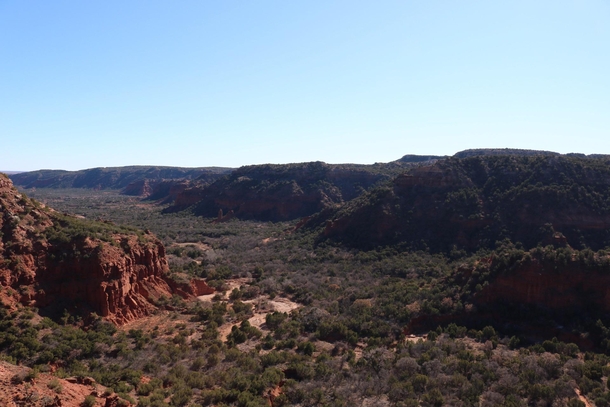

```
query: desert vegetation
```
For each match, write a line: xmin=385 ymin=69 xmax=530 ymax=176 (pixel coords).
xmin=6 ymin=153 xmax=610 ymax=406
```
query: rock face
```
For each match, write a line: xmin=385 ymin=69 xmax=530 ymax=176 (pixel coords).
xmin=167 ymin=277 xmax=214 ymax=298
xmin=443 ymin=248 xmax=610 ymax=316
xmin=0 ymin=173 xmax=203 ymax=325
xmin=39 ymin=234 xmax=172 ymax=324
xmin=466 ymin=249 xmax=610 ymax=347
xmin=122 ymin=179 xmax=154 ymax=197
xmin=146 ymin=179 xmax=191 ymax=203
xmin=402 ymin=247 xmax=610 ymax=348
xmin=321 ymin=155 xmax=610 ymax=252
xmin=474 ymin=255 xmax=610 ymax=312
xmin=171 ymin=183 xmax=209 ymax=208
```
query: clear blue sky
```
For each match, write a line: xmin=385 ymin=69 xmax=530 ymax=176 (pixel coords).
xmin=1 ymin=1 xmax=609 ymax=171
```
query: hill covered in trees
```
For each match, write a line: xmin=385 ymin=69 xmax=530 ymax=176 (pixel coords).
xmin=171 ymin=162 xmax=408 ymax=221
xmin=9 ymin=166 xmax=233 ymax=197
xmin=319 ymin=154 xmax=610 ymax=252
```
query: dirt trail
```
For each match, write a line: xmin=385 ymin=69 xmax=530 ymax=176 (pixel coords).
xmin=575 ymin=388 xmax=593 ymax=407
xmin=266 ymin=297 xmax=299 ymax=313
xmin=404 ymin=334 xmax=426 ymax=343
xmin=200 ymin=278 xmax=300 ymax=341
xmin=119 ymin=310 xmax=184 ymax=334
xmin=197 ymin=278 xmax=252 ymax=303
xmin=217 ymin=296 xmax=300 ymax=341
xmin=171 ymin=242 xmax=212 ymax=252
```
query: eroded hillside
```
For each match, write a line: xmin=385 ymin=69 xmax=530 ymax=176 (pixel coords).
xmin=321 ymin=155 xmax=610 ymax=251
xmin=0 ymin=173 xmax=197 ymax=324
xmin=9 ymin=166 xmax=233 ymax=202
xmin=168 ymin=161 xmax=407 ymax=221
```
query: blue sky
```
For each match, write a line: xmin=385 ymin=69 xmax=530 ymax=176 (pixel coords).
xmin=1 ymin=1 xmax=609 ymax=171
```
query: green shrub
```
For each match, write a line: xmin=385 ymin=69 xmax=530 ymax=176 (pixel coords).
xmin=48 ymin=378 xmax=63 ymax=393
xmin=82 ymin=395 xmax=97 ymax=407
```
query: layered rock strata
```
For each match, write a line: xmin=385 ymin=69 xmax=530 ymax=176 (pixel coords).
xmin=0 ymin=173 xmax=211 ymax=324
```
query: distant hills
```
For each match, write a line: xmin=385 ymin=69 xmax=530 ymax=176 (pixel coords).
xmin=9 ymin=149 xmax=610 ymax=224
xmin=394 ymin=154 xmax=445 ymax=163
xmin=11 ymin=149 xmax=596 ymax=193
xmin=452 ymin=148 xmax=609 ymax=159
xmin=8 ymin=160 xmax=420 ymax=215
xmin=9 ymin=165 xmax=233 ymax=201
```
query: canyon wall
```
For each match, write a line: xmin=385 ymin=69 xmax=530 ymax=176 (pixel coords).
xmin=0 ymin=173 xmax=210 ymax=324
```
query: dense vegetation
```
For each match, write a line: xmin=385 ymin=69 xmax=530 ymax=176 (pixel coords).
xmin=8 ymin=153 xmax=610 ymax=406
xmin=2 ymin=303 xmax=605 ymax=407
xmin=319 ymin=155 xmax=610 ymax=252
xmin=180 ymin=161 xmax=410 ymax=221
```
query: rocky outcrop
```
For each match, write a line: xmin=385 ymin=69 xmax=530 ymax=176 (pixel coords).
xmin=167 ymin=277 xmax=214 ymax=298
xmin=38 ymin=234 xmax=172 ymax=324
xmin=403 ymin=247 xmax=610 ymax=348
xmin=473 ymin=253 xmax=610 ymax=312
xmin=123 ymin=179 xmax=194 ymax=204
xmin=213 ymin=209 xmax=235 ymax=223
xmin=0 ymin=173 xmax=191 ymax=325
xmin=143 ymin=180 xmax=189 ymax=204
xmin=122 ymin=179 xmax=154 ymax=197
xmin=463 ymin=249 xmax=610 ymax=347
xmin=171 ymin=183 xmax=208 ymax=208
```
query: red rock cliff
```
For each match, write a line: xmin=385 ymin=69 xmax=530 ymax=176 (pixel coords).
xmin=474 ymin=253 xmax=610 ymax=311
xmin=0 ymin=173 xmax=188 ymax=325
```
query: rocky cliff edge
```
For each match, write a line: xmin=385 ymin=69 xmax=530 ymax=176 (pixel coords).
xmin=0 ymin=173 xmax=211 ymax=325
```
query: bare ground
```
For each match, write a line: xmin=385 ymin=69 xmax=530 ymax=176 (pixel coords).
xmin=0 ymin=361 xmax=108 ymax=407
xmin=197 ymin=278 xmax=300 ymax=341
